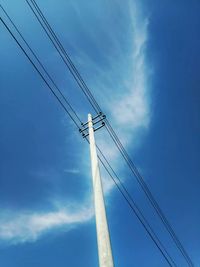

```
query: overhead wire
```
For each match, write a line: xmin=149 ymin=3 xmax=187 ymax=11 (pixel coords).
xmin=29 ymin=0 xmax=102 ymax=114
xmin=0 ymin=16 xmax=80 ymax=129
xmin=24 ymin=1 xmax=194 ymax=265
xmin=82 ymin=136 xmax=177 ymax=267
xmin=25 ymin=0 xmax=100 ymax=114
xmin=96 ymin=144 xmax=177 ymax=267
xmin=0 ymin=15 xmax=177 ymax=266
xmin=0 ymin=4 xmax=82 ymax=126
xmin=24 ymin=1 xmax=194 ymax=266
xmin=104 ymin=121 xmax=194 ymax=267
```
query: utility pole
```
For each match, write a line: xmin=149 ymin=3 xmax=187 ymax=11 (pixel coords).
xmin=80 ymin=113 xmax=114 ymax=267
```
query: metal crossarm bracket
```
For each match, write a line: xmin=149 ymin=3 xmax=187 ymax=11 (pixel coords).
xmin=94 ymin=122 xmax=105 ymax=132
xmin=79 ymin=112 xmax=106 ymax=138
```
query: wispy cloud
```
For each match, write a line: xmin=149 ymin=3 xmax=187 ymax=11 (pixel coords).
xmin=95 ymin=1 xmax=150 ymax=171
xmin=0 ymin=0 xmax=151 ymax=245
xmin=0 ymin=204 xmax=93 ymax=244
xmin=111 ymin=4 xmax=150 ymax=138
xmin=63 ymin=168 xmax=80 ymax=174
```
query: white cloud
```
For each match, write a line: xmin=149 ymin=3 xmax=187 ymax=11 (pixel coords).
xmin=63 ymin=168 xmax=80 ymax=174
xmin=0 ymin=204 xmax=93 ymax=244
xmin=96 ymin=0 xmax=150 ymax=180
xmin=111 ymin=5 xmax=150 ymax=134
xmin=0 ymin=0 xmax=151 ymax=245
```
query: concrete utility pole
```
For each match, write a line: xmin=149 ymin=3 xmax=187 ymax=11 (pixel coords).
xmin=88 ymin=113 xmax=114 ymax=267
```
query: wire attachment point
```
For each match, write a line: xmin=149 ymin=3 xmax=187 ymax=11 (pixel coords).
xmin=80 ymin=112 xmax=106 ymax=138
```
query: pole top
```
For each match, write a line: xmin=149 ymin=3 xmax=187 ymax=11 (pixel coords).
xmin=80 ymin=113 xmax=106 ymax=138
xmin=88 ymin=113 xmax=92 ymax=122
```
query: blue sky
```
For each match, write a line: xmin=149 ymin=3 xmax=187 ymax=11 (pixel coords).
xmin=0 ymin=0 xmax=200 ymax=266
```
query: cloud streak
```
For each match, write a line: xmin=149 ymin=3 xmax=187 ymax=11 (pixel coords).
xmin=95 ymin=1 xmax=150 ymax=174
xmin=112 ymin=4 xmax=150 ymax=136
xmin=0 ymin=0 xmax=151 ymax=245
xmin=0 ymin=204 xmax=93 ymax=244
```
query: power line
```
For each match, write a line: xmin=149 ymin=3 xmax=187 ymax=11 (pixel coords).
xmin=105 ymin=121 xmax=194 ymax=267
xmin=25 ymin=0 xmax=100 ymax=114
xmin=1 ymin=17 xmax=177 ymax=266
xmin=85 ymin=130 xmax=177 ymax=266
xmin=0 ymin=17 xmax=80 ymax=129
xmin=96 ymin=145 xmax=177 ymax=267
xmin=29 ymin=0 xmax=102 ymax=114
xmin=24 ymin=1 xmax=194 ymax=266
xmin=0 ymin=4 xmax=82 ymax=126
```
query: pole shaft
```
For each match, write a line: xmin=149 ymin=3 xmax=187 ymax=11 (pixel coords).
xmin=88 ymin=114 xmax=114 ymax=267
